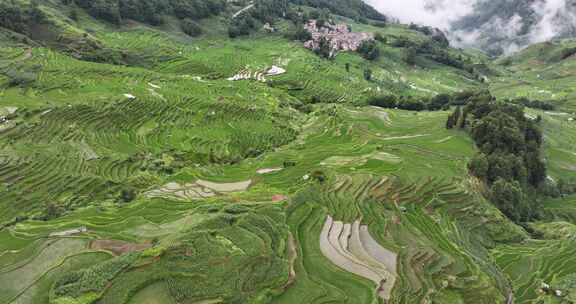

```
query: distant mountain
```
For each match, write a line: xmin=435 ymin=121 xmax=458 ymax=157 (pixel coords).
xmin=449 ymin=0 xmax=576 ymax=55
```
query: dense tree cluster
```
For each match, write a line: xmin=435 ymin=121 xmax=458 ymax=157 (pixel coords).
xmin=404 ymin=47 xmax=417 ymax=66
xmin=408 ymin=23 xmax=449 ymax=47
xmin=228 ymin=0 xmax=346 ymax=39
xmin=0 ymin=0 xmax=45 ymax=35
xmin=72 ymin=0 xmax=225 ymax=25
xmin=357 ymin=40 xmax=380 ymax=61
xmin=447 ymin=92 xmax=547 ymax=222
xmin=363 ymin=68 xmax=372 ymax=81
xmin=288 ymin=0 xmax=386 ymax=22
xmin=227 ymin=0 xmax=387 ymax=38
xmin=285 ymin=23 xmax=312 ymax=41
xmin=251 ymin=0 xmax=289 ymax=24
xmin=390 ymin=35 xmax=486 ymax=82
xmin=414 ymin=41 xmax=468 ymax=69
xmin=509 ymin=97 xmax=555 ymax=111
xmin=180 ymin=18 xmax=202 ymax=37
xmin=369 ymin=93 xmax=455 ymax=112
xmin=314 ymin=36 xmax=332 ymax=59
xmin=559 ymin=47 xmax=576 ymax=60
xmin=228 ymin=0 xmax=289 ymax=38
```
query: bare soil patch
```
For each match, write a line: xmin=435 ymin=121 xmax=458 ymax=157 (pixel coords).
xmin=89 ymin=240 xmax=152 ymax=256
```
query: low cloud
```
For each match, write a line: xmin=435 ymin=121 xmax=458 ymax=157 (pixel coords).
xmin=364 ymin=0 xmax=476 ymax=30
xmin=365 ymin=0 xmax=576 ymax=54
xmin=529 ymin=0 xmax=574 ymax=43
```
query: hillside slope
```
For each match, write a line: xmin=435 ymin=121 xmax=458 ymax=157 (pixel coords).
xmin=1 ymin=1 xmax=576 ymax=304
xmin=490 ymin=39 xmax=576 ymax=111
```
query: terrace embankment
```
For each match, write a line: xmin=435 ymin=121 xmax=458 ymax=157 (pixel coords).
xmin=320 ymin=215 xmax=397 ymax=300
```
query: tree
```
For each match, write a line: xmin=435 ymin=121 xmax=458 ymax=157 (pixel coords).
xmin=398 ymin=98 xmax=424 ymax=111
xmin=491 ymin=178 xmax=526 ymax=222
xmin=468 ymin=153 xmax=489 ymax=179
xmin=363 ymin=68 xmax=372 ymax=81
xmin=228 ymin=14 xmax=255 ymax=38
xmin=525 ymin=150 xmax=546 ymax=187
xmin=428 ymin=94 xmax=451 ymax=111
xmin=315 ymin=37 xmax=332 ymax=59
xmin=311 ymin=170 xmax=326 ymax=183
xmin=374 ymin=32 xmax=386 ymax=43
xmin=452 ymin=106 xmax=462 ymax=126
xmin=446 ymin=106 xmax=467 ymax=129
xmin=29 ymin=0 xmax=45 ymax=22
xmin=288 ymin=24 xmax=312 ymax=42
xmin=120 ymin=187 xmax=137 ymax=203
xmin=357 ymin=40 xmax=380 ymax=61
xmin=69 ymin=8 xmax=79 ymax=21
xmin=74 ymin=0 xmax=225 ymax=26
xmin=446 ymin=111 xmax=457 ymax=129
xmin=446 ymin=114 xmax=455 ymax=129
xmin=449 ymin=92 xmax=548 ymax=222
xmin=405 ymin=47 xmax=417 ymax=65
xmin=0 ymin=1 xmax=30 ymax=34
xmin=6 ymin=68 xmax=37 ymax=87
xmin=369 ymin=95 xmax=397 ymax=108
xmin=181 ymin=18 xmax=202 ymax=37
xmin=44 ymin=202 xmax=62 ymax=220
xmin=471 ymin=110 xmax=525 ymax=155
xmin=485 ymin=153 xmax=527 ymax=185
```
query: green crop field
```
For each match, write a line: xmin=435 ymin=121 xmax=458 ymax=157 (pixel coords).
xmin=1 ymin=0 xmax=576 ymax=303
xmin=491 ymin=40 xmax=576 ymax=112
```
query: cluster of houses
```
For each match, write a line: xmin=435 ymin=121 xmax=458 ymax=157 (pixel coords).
xmin=303 ymin=20 xmax=373 ymax=57
xmin=540 ymin=282 xmax=564 ymax=298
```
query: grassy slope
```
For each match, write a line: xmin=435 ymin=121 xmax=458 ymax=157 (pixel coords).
xmin=491 ymin=40 xmax=576 ymax=112
xmin=1 ymin=3 xmax=576 ymax=304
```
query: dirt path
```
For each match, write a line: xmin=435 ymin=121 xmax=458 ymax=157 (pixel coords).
xmin=284 ymin=233 xmax=298 ymax=288
xmin=256 ymin=168 xmax=283 ymax=174
xmin=232 ymin=3 xmax=255 ymax=18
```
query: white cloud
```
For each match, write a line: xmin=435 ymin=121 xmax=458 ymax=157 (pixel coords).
xmin=365 ymin=0 xmax=575 ymax=54
xmin=364 ymin=0 xmax=476 ymax=30
xmin=529 ymin=0 xmax=568 ymax=43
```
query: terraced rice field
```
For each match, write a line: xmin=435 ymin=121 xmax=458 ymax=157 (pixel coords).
xmin=2 ymin=8 xmax=576 ymax=304
xmin=491 ymin=40 xmax=576 ymax=111
xmin=0 ymin=92 xmax=517 ymax=303
xmin=1 ymin=82 xmax=574 ymax=303
xmin=319 ymin=216 xmax=396 ymax=300
xmin=527 ymin=109 xmax=576 ymax=181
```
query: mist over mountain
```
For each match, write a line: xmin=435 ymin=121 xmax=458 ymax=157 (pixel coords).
xmin=366 ymin=0 xmax=576 ymax=55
